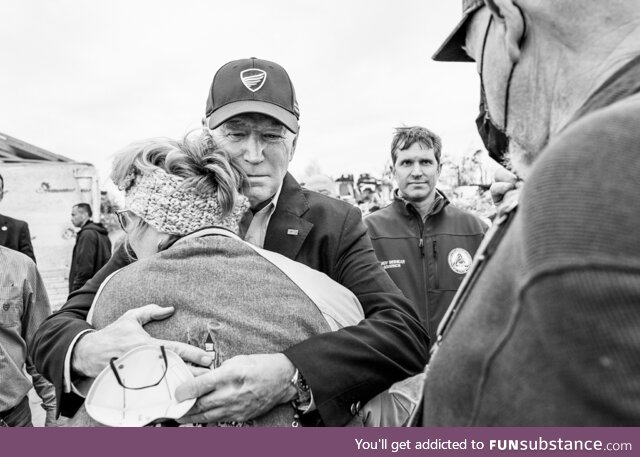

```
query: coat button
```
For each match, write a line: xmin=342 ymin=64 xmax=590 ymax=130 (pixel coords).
xmin=350 ymin=403 xmax=358 ymax=416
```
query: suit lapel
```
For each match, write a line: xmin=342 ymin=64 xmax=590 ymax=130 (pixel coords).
xmin=264 ymin=173 xmax=314 ymax=260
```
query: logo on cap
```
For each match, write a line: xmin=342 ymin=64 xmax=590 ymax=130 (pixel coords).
xmin=240 ymin=69 xmax=267 ymax=92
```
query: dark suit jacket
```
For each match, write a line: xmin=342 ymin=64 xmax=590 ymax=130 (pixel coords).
xmin=31 ymin=173 xmax=429 ymax=425
xmin=0 ymin=213 xmax=35 ymax=263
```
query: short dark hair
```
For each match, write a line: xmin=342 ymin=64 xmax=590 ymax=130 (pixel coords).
xmin=391 ymin=126 xmax=442 ymax=165
xmin=73 ymin=203 xmax=93 ymax=218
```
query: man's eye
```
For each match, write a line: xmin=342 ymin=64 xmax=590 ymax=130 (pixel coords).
xmin=264 ymin=134 xmax=284 ymax=141
xmin=227 ymin=132 xmax=246 ymax=139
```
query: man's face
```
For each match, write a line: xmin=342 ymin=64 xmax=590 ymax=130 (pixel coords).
xmin=211 ymin=113 xmax=296 ymax=208
xmin=71 ymin=207 xmax=87 ymax=228
xmin=393 ymin=143 xmax=441 ymax=203
xmin=463 ymin=7 xmax=542 ymax=174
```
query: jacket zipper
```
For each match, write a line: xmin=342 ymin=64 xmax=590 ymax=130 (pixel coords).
xmin=410 ymin=207 xmax=431 ymax=340
xmin=432 ymin=240 xmax=439 ymax=289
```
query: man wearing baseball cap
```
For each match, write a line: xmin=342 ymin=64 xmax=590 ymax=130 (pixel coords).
xmin=423 ymin=0 xmax=640 ymax=425
xmin=32 ymin=57 xmax=429 ymax=426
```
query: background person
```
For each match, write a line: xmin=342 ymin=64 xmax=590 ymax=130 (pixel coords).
xmin=68 ymin=203 xmax=112 ymax=293
xmin=302 ymin=174 xmax=339 ymax=199
xmin=0 ymin=246 xmax=56 ymax=426
xmin=31 ymin=57 xmax=428 ymax=426
xmin=0 ymin=173 xmax=35 ymax=263
xmin=423 ymin=0 xmax=640 ymax=425
xmin=365 ymin=126 xmax=487 ymax=342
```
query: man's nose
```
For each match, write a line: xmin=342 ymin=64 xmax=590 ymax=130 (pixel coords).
xmin=410 ymin=163 xmax=423 ymax=176
xmin=242 ymin=135 xmax=265 ymax=164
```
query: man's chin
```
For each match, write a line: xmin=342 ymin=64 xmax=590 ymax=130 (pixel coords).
xmin=245 ymin=186 xmax=276 ymax=208
xmin=402 ymin=191 xmax=432 ymax=203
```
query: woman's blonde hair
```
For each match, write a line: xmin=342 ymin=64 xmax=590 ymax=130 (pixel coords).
xmin=111 ymin=130 xmax=245 ymax=215
xmin=111 ymin=131 xmax=247 ymax=255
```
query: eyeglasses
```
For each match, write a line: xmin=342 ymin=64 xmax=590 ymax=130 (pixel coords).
xmin=115 ymin=209 xmax=135 ymax=233
xmin=85 ymin=345 xmax=197 ymax=427
xmin=109 ymin=345 xmax=168 ymax=390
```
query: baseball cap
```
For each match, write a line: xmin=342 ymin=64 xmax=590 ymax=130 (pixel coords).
xmin=205 ymin=57 xmax=300 ymax=133
xmin=85 ymin=345 xmax=196 ymax=427
xmin=432 ymin=0 xmax=484 ymax=62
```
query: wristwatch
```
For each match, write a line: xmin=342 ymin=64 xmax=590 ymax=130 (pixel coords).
xmin=290 ymin=368 xmax=311 ymax=409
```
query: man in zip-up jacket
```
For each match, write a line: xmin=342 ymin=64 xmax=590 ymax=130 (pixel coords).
xmin=365 ymin=126 xmax=487 ymax=342
xmin=68 ymin=204 xmax=112 ymax=293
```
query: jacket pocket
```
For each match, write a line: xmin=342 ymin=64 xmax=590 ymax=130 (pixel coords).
xmin=0 ymin=286 xmax=23 ymax=327
xmin=431 ymin=235 xmax=482 ymax=292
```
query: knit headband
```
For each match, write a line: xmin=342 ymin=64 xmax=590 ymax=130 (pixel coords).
xmin=123 ymin=168 xmax=249 ymax=236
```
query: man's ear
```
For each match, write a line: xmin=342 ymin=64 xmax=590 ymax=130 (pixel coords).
xmin=486 ymin=0 xmax=526 ymax=64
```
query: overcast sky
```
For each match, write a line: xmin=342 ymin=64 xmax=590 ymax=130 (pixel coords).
xmin=1 ymin=0 xmax=483 ymax=185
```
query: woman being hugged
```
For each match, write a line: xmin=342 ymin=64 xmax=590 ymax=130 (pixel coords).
xmin=70 ymin=132 xmax=363 ymax=426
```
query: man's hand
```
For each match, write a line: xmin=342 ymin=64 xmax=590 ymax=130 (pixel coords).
xmin=491 ymin=165 xmax=522 ymax=215
xmin=71 ymin=304 xmax=213 ymax=378
xmin=175 ymin=353 xmax=297 ymax=424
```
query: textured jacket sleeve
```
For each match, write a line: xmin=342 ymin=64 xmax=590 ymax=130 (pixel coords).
xmin=70 ymin=231 xmax=98 ymax=292
xmin=517 ymin=101 xmax=640 ymax=423
xmin=283 ymin=205 xmax=429 ymax=425
xmin=30 ymin=243 xmax=131 ymax=417
xmin=21 ymin=262 xmax=56 ymax=411
xmin=19 ymin=222 xmax=36 ymax=263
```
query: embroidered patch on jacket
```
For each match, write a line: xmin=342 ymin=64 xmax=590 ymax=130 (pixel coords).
xmin=448 ymin=248 xmax=472 ymax=274
xmin=380 ymin=259 xmax=405 ymax=270
xmin=240 ymin=69 xmax=267 ymax=92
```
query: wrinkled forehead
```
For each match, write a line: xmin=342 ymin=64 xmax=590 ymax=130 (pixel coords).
xmin=222 ymin=113 xmax=286 ymax=131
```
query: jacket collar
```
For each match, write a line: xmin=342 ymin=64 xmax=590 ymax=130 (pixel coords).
xmin=174 ymin=226 xmax=242 ymax=245
xmin=393 ymin=188 xmax=449 ymax=220
xmin=263 ymin=172 xmax=313 ymax=260
xmin=272 ymin=172 xmax=310 ymax=217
